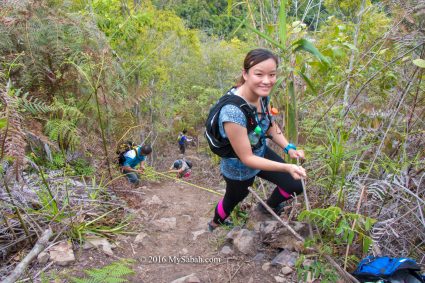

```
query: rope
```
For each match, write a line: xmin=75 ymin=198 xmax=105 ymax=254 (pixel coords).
xmin=152 ymin=170 xmax=224 ymax=196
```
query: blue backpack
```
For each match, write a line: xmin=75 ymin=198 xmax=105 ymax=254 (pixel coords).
xmin=353 ymin=256 xmax=424 ymax=282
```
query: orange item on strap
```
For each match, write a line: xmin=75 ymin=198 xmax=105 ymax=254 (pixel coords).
xmin=271 ymin=107 xmax=279 ymax=115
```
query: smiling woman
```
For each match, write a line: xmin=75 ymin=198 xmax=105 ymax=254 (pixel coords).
xmin=207 ymin=48 xmax=307 ymax=231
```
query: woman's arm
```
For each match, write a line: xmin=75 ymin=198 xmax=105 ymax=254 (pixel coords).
xmin=224 ymin=122 xmax=306 ymax=179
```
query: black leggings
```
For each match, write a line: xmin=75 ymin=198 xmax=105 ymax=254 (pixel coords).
xmin=213 ymin=146 xmax=303 ymax=224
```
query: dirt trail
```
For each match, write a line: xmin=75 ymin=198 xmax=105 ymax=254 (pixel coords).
xmin=111 ymin=178 xmax=280 ymax=282
xmin=47 ymin=148 xmax=285 ymax=282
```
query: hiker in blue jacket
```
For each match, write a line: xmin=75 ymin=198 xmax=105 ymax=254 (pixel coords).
xmin=207 ymin=49 xmax=306 ymax=231
xmin=120 ymin=144 xmax=152 ymax=186
xmin=177 ymin=129 xmax=192 ymax=154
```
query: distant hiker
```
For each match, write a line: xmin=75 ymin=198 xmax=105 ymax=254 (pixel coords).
xmin=170 ymin=158 xmax=192 ymax=178
xmin=118 ymin=141 xmax=152 ymax=186
xmin=177 ymin=129 xmax=192 ymax=154
xmin=205 ymin=49 xmax=306 ymax=232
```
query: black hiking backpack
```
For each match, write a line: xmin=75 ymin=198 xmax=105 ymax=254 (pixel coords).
xmin=204 ymin=88 xmax=271 ymax=158
xmin=116 ymin=141 xmax=138 ymax=166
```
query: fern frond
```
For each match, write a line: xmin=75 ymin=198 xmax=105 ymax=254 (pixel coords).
xmin=70 ymin=259 xmax=135 ymax=283
xmin=44 ymin=118 xmax=80 ymax=151
xmin=15 ymin=90 xmax=53 ymax=114
xmin=0 ymin=82 xmax=26 ymax=179
xmin=51 ymin=98 xmax=84 ymax=120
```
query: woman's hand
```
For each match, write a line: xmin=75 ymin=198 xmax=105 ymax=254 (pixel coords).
xmin=288 ymin=164 xmax=306 ymax=180
xmin=288 ymin=149 xmax=305 ymax=159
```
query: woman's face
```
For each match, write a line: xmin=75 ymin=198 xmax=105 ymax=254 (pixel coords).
xmin=243 ymin=58 xmax=277 ymax=97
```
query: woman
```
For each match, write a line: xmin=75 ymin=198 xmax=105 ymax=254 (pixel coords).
xmin=208 ymin=48 xmax=307 ymax=231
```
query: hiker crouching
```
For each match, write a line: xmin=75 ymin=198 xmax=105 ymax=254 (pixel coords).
xmin=119 ymin=142 xmax=152 ymax=186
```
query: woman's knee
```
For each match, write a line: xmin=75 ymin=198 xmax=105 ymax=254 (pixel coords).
xmin=288 ymin=180 xmax=303 ymax=195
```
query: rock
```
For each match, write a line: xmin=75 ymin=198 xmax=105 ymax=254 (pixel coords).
xmin=266 ymin=223 xmax=309 ymax=251
xmin=293 ymin=241 xmax=305 ymax=252
xmin=192 ymin=230 xmax=206 ymax=240
xmin=271 ymin=249 xmax=298 ymax=267
xmin=255 ymin=221 xmax=279 ymax=235
xmin=195 ymin=217 xmax=210 ymax=229
xmin=274 ymin=276 xmax=285 ymax=282
xmin=142 ymin=195 xmax=162 ymax=206
xmin=262 ymin=262 xmax=271 ymax=271
xmin=134 ymin=232 xmax=148 ymax=244
xmin=180 ymin=248 xmax=188 ymax=254
xmin=292 ymin=221 xmax=307 ymax=232
xmin=49 ymin=241 xmax=75 ymax=266
xmin=220 ymin=246 xmax=233 ymax=255
xmin=171 ymin=273 xmax=201 ymax=283
xmin=151 ymin=217 xmax=176 ymax=231
xmin=248 ymin=276 xmax=254 ymax=283
xmin=252 ymin=252 xmax=265 ymax=262
xmin=225 ymin=226 xmax=242 ymax=240
xmin=182 ymin=214 xmax=192 ymax=222
xmin=83 ymin=236 xmax=114 ymax=256
xmin=231 ymin=229 xmax=256 ymax=254
xmin=37 ymin=251 xmax=49 ymax=264
xmin=281 ymin=266 xmax=293 ymax=275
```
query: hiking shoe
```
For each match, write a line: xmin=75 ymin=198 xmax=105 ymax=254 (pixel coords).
xmin=257 ymin=202 xmax=285 ymax=216
xmin=207 ymin=219 xmax=233 ymax=232
xmin=207 ymin=221 xmax=217 ymax=232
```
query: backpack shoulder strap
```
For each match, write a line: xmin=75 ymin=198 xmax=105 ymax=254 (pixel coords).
xmin=133 ymin=147 xmax=139 ymax=157
xmin=261 ymin=96 xmax=273 ymax=131
xmin=220 ymin=88 xmax=258 ymax=132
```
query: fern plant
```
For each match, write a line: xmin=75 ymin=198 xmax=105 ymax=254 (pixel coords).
xmin=44 ymin=98 xmax=85 ymax=151
xmin=299 ymin=206 xmax=376 ymax=255
xmin=15 ymin=90 xmax=52 ymax=114
xmin=69 ymin=259 xmax=135 ymax=283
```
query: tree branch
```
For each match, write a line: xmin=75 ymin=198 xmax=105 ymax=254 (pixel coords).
xmin=2 ymin=228 xmax=53 ymax=283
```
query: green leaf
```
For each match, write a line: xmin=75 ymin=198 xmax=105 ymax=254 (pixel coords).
xmin=234 ymin=16 xmax=284 ymax=50
xmin=278 ymin=0 xmax=287 ymax=48
xmin=365 ymin=217 xmax=372 ymax=231
xmin=331 ymin=46 xmax=344 ymax=57
xmin=378 ymin=48 xmax=388 ymax=55
xmin=348 ymin=230 xmax=355 ymax=244
xmin=412 ymin=59 xmax=425 ymax=68
xmin=335 ymin=224 xmax=344 ymax=235
xmin=362 ymin=236 xmax=372 ymax=254
xmin=227 ymin=0 xmax=232 ymax=16
xmin=298 ymin=71 xmax=317 ymax=95
xmin=292 ymin=38 xmax=330 ymax=66
xmin=342 ymin=42 xmax=358 ymax=52
xmin=269 ymin=77 xmax=284 ymax=97
xmin=0 ymin=118 xmax=7 ymax=129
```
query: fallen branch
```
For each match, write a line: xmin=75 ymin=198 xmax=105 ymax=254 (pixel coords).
xmin=247 ymin=187 xmax=359 ymax=283
xmin=2 ymin=228 xmax=53 ymax=283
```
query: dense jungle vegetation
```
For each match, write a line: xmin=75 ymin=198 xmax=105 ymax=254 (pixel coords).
xmin=0 ymin=0 xmax=424 ymax=282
